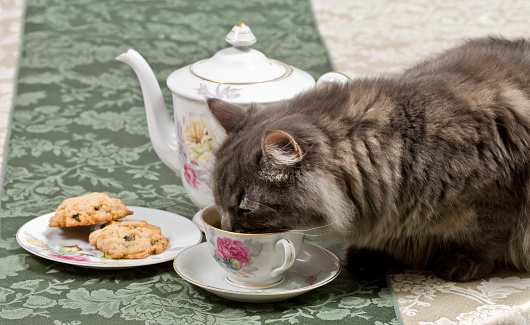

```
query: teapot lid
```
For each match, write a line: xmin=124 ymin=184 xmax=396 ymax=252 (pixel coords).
xmin=167 ymin=23 xmax=315 ymax=103
xmin=190 ymin=23 xmax=291 ymax=84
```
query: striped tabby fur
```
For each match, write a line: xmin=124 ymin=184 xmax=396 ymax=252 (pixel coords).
xmin=208 ymin=38 xmax=530 ymax=281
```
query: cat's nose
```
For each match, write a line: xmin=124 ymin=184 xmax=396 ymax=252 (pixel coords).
xmin=220 ymin=216 xmax=234 ymax=232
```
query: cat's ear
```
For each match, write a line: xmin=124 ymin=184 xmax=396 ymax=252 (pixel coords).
xmin=262 ymin=131 xmax=303 ymax=168
xmin=207 ymin=98 xmax=245 ymax=133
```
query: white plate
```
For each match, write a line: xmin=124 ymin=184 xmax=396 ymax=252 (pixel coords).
xmin=174 ymin=242 xmax=341 ymax=303
xmin=16 ymin=206 xmax=202 ymax=269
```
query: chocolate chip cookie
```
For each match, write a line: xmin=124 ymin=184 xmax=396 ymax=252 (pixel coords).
xmin=88 ymin=220 xmax=168 ymax=259
xmin=49 ymin=192 xmax=133 ymax=227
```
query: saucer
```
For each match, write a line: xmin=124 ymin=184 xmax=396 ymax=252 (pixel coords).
xmin=17 ymin=206 xmax=202 ymax=269
xmin=174 ymin=242 xmax=341 ymax=303
xmin=192 ymin=209 xmax=205 ymax=232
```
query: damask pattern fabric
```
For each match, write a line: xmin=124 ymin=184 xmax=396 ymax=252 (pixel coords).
xmin=0 ymin=0 xmax=397 ymax=324
xmin=389 ymin=270 xmax=530 ymax=324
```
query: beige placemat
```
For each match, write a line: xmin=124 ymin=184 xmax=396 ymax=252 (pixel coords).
xmin=312 ymin=0 xmax=530 ymax=76
xmin=388 ymin=269 xmax=530 ymax=324
xmin=311 ymin=0 xmax=530 ymax=323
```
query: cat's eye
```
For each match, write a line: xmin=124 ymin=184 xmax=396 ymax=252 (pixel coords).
xmin=237 ymin=208 xmax=252 ymax=218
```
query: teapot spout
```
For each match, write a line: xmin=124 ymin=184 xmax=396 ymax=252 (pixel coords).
xmin=116 ymin=49 xmax=180 ymax=173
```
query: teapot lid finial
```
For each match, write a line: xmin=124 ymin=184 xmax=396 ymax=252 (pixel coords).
xmin=225 ymin=23 xmax=257 ymax=47
xmin=186 ymin=22 xmax=289 ymax=84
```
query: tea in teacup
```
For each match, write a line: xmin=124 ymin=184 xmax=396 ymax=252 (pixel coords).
xmin=201 ymin=205 xmax=305 ymax=288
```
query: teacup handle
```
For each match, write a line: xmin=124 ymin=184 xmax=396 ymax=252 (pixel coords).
xmin=271 ymin=239 xmax=296 ymax=277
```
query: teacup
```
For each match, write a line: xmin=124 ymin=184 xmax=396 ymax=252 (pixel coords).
xmin=201 ymin=205 xmax=305 ymax=288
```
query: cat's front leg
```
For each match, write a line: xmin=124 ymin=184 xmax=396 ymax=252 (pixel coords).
xmin=344 ymin=246 xmax=495 ymax=282
xmin=431 ymin=222 xmax=511 ymax=281
xmin=433 ymin=254 xmax=494 ymax=282
xmin=344 ymin=246 xmax=401 ymax=277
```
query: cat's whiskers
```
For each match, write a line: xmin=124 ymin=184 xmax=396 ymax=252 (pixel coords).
xmin=301 ymin=230 xmax=351 ymax=237
xmin=294 ymin=222 xmax=337 ymax=232
xmin=243 ymin=197 xmax=283 ymax=219
xmin=291 ymin=222 xmax=351 ymax=238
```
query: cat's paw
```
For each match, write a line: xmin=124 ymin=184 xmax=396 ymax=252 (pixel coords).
xmin=344 ymin=246 xmax=398 ymax=277
xmin=433 ymin=254 xmax=494 ymax=281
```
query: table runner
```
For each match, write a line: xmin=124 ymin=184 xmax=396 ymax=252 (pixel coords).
xmin=0 ymin=0 xmax=398 ymax=324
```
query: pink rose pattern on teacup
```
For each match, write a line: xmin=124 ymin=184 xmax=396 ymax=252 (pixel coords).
xmin=206 ymin=232 xmax=263 ymax=278
xmin=206 ymin=231 xmax=320 ymax=285
xmin=215 ymin=237 xmax=251 ymax=271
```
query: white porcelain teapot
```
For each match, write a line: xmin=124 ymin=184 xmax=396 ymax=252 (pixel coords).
xmin=117 ymin=23 xmax=348 ymax=209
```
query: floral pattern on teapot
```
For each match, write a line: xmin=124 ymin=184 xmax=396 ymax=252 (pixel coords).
xmin=178 ymin=112 xmax=216 ymax=189
xmin=195 ymin=83 xmax=242 ymax=100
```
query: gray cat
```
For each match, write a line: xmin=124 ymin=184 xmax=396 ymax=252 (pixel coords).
xmin=207 ymin=37 xmax=530 ymax=281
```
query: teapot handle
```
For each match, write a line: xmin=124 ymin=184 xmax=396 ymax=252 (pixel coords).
xmin=316 ymin=72 xmax=351 ymax=87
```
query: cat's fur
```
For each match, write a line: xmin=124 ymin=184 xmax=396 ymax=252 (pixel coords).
xmin=207 ymin=37 xmax=530 ymax=281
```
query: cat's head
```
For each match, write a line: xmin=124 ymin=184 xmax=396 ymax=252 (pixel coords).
xmin=207 ymin=96 xmax=353 ymax=233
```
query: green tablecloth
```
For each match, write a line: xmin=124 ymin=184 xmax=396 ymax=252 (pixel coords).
xmin=0 ymin=0 xmax=398 ymax=323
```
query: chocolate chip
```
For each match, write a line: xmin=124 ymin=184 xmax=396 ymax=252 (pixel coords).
xmin=73 ymin=214 xmax=80 ymax=221
xmin=124 ymin=234 xmax=135 ymax=241
xmin=94 ymin=206 xmax=100 ymax=211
